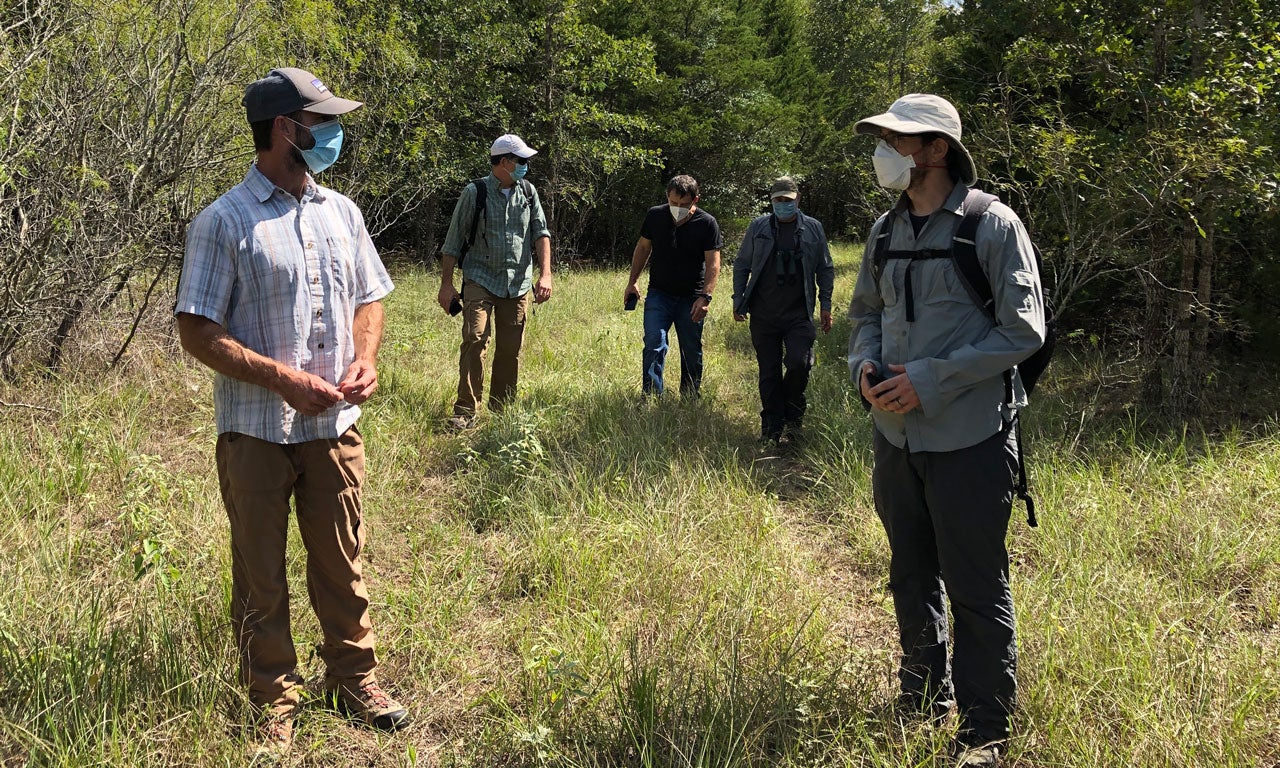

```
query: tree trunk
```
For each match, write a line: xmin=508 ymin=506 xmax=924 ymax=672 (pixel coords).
xmin=1190 ymin=214 xmax=1215 ymax=393
xmin=1166 ymin=221 xmax=1198 ymax=414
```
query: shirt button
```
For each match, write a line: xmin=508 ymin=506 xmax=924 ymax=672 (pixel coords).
xmin=312 ymin=276 xmax=319 ymax=284
xmin=318 ymin=343 xmax=325 ymax=349
xmin=316 ymin=310 xmax=323 ymax=318
xmin=307 ymin=242 xmax=315 ymax=249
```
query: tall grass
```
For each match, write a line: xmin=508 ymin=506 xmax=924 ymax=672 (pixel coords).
xmin=0 ymin=248 xmax=1276 ymax=766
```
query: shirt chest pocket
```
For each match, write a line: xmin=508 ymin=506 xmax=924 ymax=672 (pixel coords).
xmin=324 ymin=235 xmax=354 ymax=291
xmin=916 ymin=259 xmax=971 ymax=309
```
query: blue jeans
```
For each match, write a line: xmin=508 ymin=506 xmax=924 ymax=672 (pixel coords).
xmin=642 ymin=289 xmax=704 ymax=396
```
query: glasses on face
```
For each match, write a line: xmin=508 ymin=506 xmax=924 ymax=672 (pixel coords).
xmin=507 ymin=154 xmax=529 ymax=166
xmin=881 ymin=132 xmax=920 ymax=151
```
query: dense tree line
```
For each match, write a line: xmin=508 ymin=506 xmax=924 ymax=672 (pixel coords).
xmin=1 ymin=0 xmax=1276 ymax=414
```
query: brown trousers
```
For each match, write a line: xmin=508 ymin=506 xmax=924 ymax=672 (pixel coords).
xmin=216 ymin=426 xmax=378 ymax=716
xmin=455 ymin=278 xmax=531 ymax=416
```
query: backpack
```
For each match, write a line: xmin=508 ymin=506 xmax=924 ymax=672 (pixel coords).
xmin=871 ymin=188 xmax=1056 ymax=526
xmin=453 ymin=177 xmax=536 ymax=266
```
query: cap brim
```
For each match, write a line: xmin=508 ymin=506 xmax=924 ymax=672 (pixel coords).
xmin=307 ymin=96 xmax=364 ymax=117
xmin=513 ymin=147 xmax=538 ymax=158
xmin=770 ymin=192 xmax=798 ymax=200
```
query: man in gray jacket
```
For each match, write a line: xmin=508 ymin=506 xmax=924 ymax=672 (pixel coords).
xmin=733 ymin=177 xmax=834 ymax=444
xmin=847 ymin=94 xmax=1046 ymax=767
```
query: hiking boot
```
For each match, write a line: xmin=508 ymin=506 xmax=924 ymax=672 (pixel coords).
xmin=953 ymin=742 xmax=1002 ymax=767
xmin=447 ymin=414 xmax=477 ymax=431
xmin=327 ymin=680 xmax=410 ymax=731
xmin=251 ymin=713 xmax=293 ymax=760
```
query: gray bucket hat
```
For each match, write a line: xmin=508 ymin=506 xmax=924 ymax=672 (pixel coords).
xmin=243 ymin=67 xmax=363 ymax=123
xmin=854 ymin=93 xmax=977 ymax=185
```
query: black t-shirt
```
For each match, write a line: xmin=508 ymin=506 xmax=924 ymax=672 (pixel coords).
xmin=640 ymin=205 xmax=723 ymax=296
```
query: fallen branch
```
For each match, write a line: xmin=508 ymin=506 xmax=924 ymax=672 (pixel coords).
xmin=0 ymin=399 xmax=58 ymax=414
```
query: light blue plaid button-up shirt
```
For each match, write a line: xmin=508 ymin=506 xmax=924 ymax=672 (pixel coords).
xmin=176 ymin=165 xmax=394 ymax=444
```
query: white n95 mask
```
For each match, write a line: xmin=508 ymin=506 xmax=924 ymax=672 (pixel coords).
xmin=872 ymin=140 xmax=916 ymax=191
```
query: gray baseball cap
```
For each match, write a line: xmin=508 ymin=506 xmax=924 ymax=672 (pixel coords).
xmin=242 ymin=67 xmax=363 ymax=123
xmin=855 ymin=93 xmax=977 ymax=185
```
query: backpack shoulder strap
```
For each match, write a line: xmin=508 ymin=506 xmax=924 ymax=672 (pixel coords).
xmin=950 ymin=188 xmax=998 ymax=320
xmin=518 ymin=178 xmax=535 ymax=198
xmin=461 ymin=178 xmax=487 ymax=262
xmin=870 ymin=211 xmax=896 ymax=286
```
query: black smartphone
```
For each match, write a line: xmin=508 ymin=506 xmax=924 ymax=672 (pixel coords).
xmin=624 ymin=293 xmax=638 ymax=311
xmin=864 ymin=369 xmax=886 ymax=389
xmin=449 ymin=296 xmax=463 ymax=316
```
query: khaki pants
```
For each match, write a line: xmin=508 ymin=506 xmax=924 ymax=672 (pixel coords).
xmin=455 ymin=279 xmax=531 ymax=416
xmin=216 ymin=426 xmax=378 ymax=716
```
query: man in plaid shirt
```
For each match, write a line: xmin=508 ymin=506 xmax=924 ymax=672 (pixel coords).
xmin=175 ymin=67 xmax=407 ymax=755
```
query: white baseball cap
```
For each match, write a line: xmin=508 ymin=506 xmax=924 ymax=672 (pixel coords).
xmin=489 ymin=133 xmax=538 ymax=158
xmin=854 ymin=93 xmax=977 ymax=185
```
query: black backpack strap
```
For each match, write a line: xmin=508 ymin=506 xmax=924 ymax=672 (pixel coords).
xmin=1012 ymin=413 xmax=1036 ymax=527
xmin=950 ymin=189 xmax=998 ymax=320
xmin=459 ymin=177 xmax=487 ymax=265
xmin=870 ymin=211 xmax=896 ymax=286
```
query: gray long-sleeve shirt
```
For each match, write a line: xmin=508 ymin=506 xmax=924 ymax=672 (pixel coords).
xmin=847 ymin=183 xmax=1046 ymax=453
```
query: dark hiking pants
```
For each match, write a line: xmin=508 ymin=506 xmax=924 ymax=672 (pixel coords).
xmin=749 ymin=314 xmax=815 ymax=439
xmin=872 ymin=425 xmax=1019 ymax=744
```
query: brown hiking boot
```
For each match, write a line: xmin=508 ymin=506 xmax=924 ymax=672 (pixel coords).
xmin=326 ymin=680 xmax=410 ymax=731
xmin=251 ymin=713 xmax=294 ymax=760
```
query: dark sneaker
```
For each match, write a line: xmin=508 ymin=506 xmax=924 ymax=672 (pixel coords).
xmin=447 ymin=414 xmax=477 ymax=431
xmin=953 ymin=742 xmax=1002 ymax=767
xmin=251 ymin=713 xmax=293 ymax=760
xmin=782 ymin=423 xmax=805 ymax=445
xmin=327 ymin=680 xmax=410 ymax=731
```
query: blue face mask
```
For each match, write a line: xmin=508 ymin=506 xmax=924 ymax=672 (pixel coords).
xmin=772 ymin=200 xmax=798 ymax=219
xmin=510 ymin=161 xmax=529 ymax=181
xmin=287 ymin=118 xmax=344 ymax=174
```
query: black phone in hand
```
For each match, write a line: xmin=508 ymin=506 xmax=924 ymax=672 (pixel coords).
xmin=449 ymin=296 xmax=463 ymax=316
xmin=624 ymin=293 xmax=638 ymax=311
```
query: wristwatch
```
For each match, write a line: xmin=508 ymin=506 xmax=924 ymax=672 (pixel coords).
xmin=697 ymin=293 xmax=713 ymax=303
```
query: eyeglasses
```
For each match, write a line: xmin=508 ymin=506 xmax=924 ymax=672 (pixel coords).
xmin=880 ymin=132 xmax=920 ymax=150
xmin=507 ymin=154 xmax=529 ymax=166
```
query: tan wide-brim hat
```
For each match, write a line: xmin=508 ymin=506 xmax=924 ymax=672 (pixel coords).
xmin=855 ymin=93 xmax=977 ymax=185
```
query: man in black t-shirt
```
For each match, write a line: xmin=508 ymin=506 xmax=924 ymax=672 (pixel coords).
xmin=732 ymin=177 xmax=834 ymax=444
xmin=623 ymin=175 xmax=723 ymax=397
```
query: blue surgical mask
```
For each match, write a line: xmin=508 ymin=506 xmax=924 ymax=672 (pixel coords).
xmin=510 ymin=162 xmax=529 ymax=181
xmin=287 ymin=118 xmax=344 ymax=174
xmin=772 ymin=200 xmax=798 ymax=219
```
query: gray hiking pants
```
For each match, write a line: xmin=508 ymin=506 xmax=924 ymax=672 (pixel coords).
xmin=872 ymin=425 xmax=1019 ymax=744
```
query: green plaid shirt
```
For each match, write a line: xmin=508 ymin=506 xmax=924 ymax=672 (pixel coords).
xmin=441 ymin=173 xmax=550 ymax=298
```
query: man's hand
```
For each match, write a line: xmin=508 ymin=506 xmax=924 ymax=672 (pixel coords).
xmin=624 ymin=283 xmax=640 ymax=305
xmin=691 ymin=296 xmax=710 ymax=322
xmin=820 ymin=310 xmax=833 ymax=334
xmin=734 ymin=312 xmax=747 ymax=322
xmin=534 ymin=272 xmax=553 ymax=304
xmin=863 ymin=362 xmax=919 ymax=414
xmin=281 ymin=370 xmax=344 ymax=416
xmin=338 ymin=358 xmax=379 ymax=405
xmin=438 ymin=283 xmax=461 ymax=314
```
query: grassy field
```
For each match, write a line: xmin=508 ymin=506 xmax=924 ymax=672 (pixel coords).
xmin=0 ymin=245 xmax=1277 ymax=767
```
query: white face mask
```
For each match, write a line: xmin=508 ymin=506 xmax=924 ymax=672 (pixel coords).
xmin=669 ymin=205 xmax=691 ymax=223
xmin=872 ymin=140 xmax=916 ymax=190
